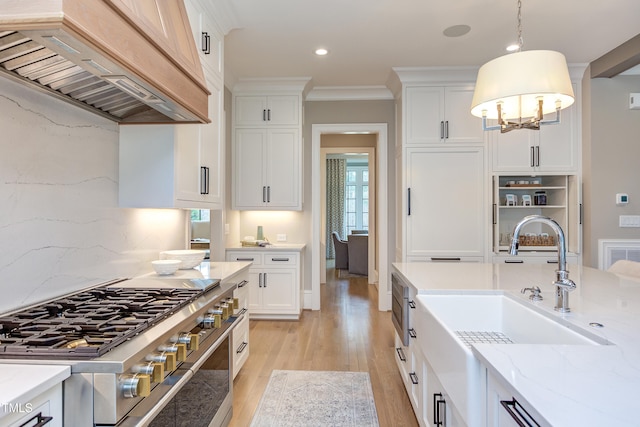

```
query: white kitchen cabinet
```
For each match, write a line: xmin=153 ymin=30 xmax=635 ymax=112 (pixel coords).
xmin=228 ymin=267 xmax=250 ymax=379
xmin=184 ymin=0 xmax=223 ymax=78
xmin=486 ymin=372 xmax=549 ymax=427
xmin=226 ymin=250 xmax=302 ymax=319
xmin=232 ymin=128 xmax=301 ymax=210
xmin=403 ymin=146 xmax=486 ymax=260
xmin=234 ymin=95 xmax=300 ymax=127
xmin=490 ymin=86 xmax=578 ymax=173
xmin=119 ymin=74 xmax=223 ymax=209
xmin=492 ymin=175 xmax=581 ymax=258
xmin=405 ymin=86 xmax=483 ymax=145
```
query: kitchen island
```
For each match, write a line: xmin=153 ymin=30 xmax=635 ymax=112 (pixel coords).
xmin=392 ymin=262 xmax=640 ymax=427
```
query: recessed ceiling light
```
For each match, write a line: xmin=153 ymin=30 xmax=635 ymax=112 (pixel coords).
xmin=506 ymin=44 xmax=520 ymax=52
xmin=442 ymin=25 xmax=471 ymax=38
xmin=315 ymin=48 xmax=328 ymax=56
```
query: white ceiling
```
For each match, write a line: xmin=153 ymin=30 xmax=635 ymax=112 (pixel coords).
xmin=220 ymin=0 xmax=640 ymax=91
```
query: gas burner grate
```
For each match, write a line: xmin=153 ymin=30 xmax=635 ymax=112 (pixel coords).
xmin=0 ymin=286 xmax=205 ymax=359
xmin=455 ymin=331 xmax=514 ymax=347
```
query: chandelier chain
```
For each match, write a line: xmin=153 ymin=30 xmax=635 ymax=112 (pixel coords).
xmin=516 ymin=0 xmax=523 ymax=51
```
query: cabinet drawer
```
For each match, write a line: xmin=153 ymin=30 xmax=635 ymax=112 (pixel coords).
xmin=232 ymin=315 xmax=250 ymax=378
xmin=264 ymin=253 xmax=298 ymax=266
xmin=226 ymin=251 xmax=263 ymax=265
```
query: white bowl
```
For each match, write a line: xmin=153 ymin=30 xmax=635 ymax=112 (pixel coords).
xmin=151 ymin=259 xmax=181 ymax=275
xmin=160 ymin=249 xmax=206 ymax=269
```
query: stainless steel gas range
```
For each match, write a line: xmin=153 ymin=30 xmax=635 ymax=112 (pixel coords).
xmin=0 ymin=276 xmax=245 ymax=426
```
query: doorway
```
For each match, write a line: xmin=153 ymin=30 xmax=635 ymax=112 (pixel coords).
xmin=321 ymin=147 xmax=375 ymax=285
xmin=311 ymin=123 xmax=389 ymax=312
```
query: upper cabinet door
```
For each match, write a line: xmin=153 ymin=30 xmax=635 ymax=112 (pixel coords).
xmin=405 ymin=87 xmax=444 ymax=144
xmin=235 ymin=95 xmax=300 ymax=127
xmin=404 ymin=86 xmax=483 ymax=144
xmin=443 ymin=87 xmax=484 ymax=144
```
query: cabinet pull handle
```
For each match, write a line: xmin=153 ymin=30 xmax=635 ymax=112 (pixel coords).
xmin=271 ymin=257 xmax=290 ymax=262
xmin=395 ymin=347 xmax=406 ymax=362
xmin=236 ymin=341 xmax=248 ymax=354
xmin=262 ymin=186 xmax=266 ymax=203
xmin=407 ymin=188 xmax=411 ymax=216
xmin=430 ymin=257 xmax=461 ymax=262
xmin=408 ymin=328 xmax=417 ymax=339
xmin=530 ymin=146 xmax=535 ymax=167
xmin=264 ymin=272 xmax=267 ymax=287
xmin=267 ymin=109 xmax=271 ymax=121
xmin=237 ymin=280 xmax=249 ymax=288
xmin=505 ymin=259 xmax=524 ymax=264
xmin=200 ymin=166 xmax=210 ymax=195
xmin=235 ymin=258 xmax=254 ymax=261
xmin=409 ymin=372 xmax=419 ymax=385
xmin=546 ymin=260 xmax=559 ymax=264
xmin=434 ymin=393 xmax=446 ymax=426
xmin=500 ymin=398 xmax=541 ymax=426
xmin=440 ymin=121 xmax=444 ymax=139
xmin=267 ymin=186 xmax=271 ymax=202
xmin=262 ymin=109 xmax=266 ymax=121
xmin=445 ymin=120 xmax=449 ymax=139
xmin=493 ymin=203 xmax=497 ymax=225
xmin=535 ymin=146 xmax=540 ymax=167
xmin=18 ymin=413 xmax=53 ymax=427
xmin=580 ymin=203 xmax=583 ymax=225
xmin=258 ymin=272 xmax=263 ymax=287
xmin=408 ymin=300 xmax=416 ymax=309
xmin=201 ymin=32 xmax=210 ymax=54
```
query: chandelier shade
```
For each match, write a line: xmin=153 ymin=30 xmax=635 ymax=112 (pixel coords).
xmin=471 ymin=50 xmax=575 ymax=122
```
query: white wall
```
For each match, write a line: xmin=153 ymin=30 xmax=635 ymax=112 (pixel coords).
xmin=0 ymin=79 xmax=187 ymax=314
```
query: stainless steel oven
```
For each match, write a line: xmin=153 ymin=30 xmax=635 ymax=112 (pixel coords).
xmin=391 ymin=273 xmax=410 ymax=346
xmin=0 ymin=276 xmax=242 ymax=427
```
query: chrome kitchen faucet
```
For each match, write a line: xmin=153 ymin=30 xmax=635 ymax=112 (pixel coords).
xmin=510 ymin=215 xmax=576 ymax=313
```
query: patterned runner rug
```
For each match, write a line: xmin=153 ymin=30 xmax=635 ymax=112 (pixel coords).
xmin=250 ymin=370 xmax=379 ymax=427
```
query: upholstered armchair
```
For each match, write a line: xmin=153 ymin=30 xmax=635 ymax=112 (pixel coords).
xmin=347 ymin=234 xmax=368 ymax=275
xmin=331 ymin=232 xmax=349 ymax=270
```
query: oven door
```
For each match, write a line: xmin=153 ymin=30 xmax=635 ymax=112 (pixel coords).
xmin=116 ymin=319 xmax=237 ymax=427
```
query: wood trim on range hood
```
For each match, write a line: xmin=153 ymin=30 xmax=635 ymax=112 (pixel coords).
xmin=0 ymin=0 xmax=210 ymax=124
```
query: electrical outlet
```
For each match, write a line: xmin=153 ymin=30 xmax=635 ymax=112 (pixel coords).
xmin=276 ymin=234 xmax=287 ymax=242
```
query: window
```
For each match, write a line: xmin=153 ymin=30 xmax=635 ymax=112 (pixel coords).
xmin=190 ymin=209 xmax=210 ymax=222
xmin=345 ymin=165 xmax=368 ymax=235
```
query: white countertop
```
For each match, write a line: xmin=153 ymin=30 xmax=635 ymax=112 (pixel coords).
xmin=392 ymin=262 xmax=640 ymax=427
xmin=225 ymin=243 xmax=306 ymax=252
xmin=139 ymin=260 xmax=252 ymax=281
xmin=0 ymin=364 xmax=70 ymax=419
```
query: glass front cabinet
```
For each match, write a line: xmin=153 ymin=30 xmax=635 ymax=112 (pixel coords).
xmin=492 ymin=175 xmax=581 ymax=264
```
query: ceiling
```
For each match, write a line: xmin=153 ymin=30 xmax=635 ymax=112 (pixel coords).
xmin=220 ymin=0 xmax=640 ymax=92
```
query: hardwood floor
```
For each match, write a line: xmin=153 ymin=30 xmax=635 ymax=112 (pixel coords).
xmin=228 ymin=266 xmax=418 ymax=427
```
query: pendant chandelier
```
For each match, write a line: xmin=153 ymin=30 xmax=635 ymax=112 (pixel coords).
xmin=470 ymin=0 xmax=574 ymax=133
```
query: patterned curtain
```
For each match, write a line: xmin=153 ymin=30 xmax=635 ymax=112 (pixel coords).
xmin=326 ymin=158 xmax=346 ymax=258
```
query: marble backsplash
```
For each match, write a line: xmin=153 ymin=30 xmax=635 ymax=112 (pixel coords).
xmin=0 ymin=79 xmax=187 ymax=314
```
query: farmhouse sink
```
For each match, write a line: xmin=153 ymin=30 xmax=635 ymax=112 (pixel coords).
xmin=414 ymin=292 xmax=607 ymax=427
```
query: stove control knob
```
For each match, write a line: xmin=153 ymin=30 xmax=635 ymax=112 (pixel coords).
xmin=158 ymin=345 xmax=179 ymax=370
xmin=132 ymin=362 xmax=164 ymax=383
xmin=217 ymin=303 xmax=230 ymax=320
xmin=146 ymin=352 xmax=175 ymax=372
xmin=201 ymin=312 xmax=222 ymax=329
xmin=121 ymin=373 xmax=151 ymax=398
xmin=173 ymin=332 xmax=200 ymax=351
xmin=175 ymin=343 xmax=187 ymax=362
